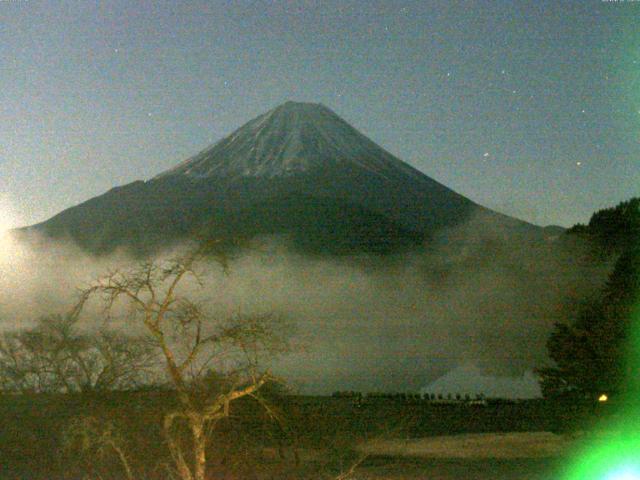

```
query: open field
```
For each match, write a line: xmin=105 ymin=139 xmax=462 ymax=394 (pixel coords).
xmin=0 ymin=393 xmax=601 ymax=479
xmin=351 ymin=432 xmax=573 ymax=480
xmin=358 ymin=431 xmax=572 ymax=459
xmin=348 ymin=457 xmax=559 ymax=480
xmin=256 ymin=432 xmax=574 ymax=479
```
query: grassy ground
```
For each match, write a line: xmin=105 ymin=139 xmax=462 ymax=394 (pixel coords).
xmin=348 ymin=432 xmax=573 ymax=479
xmin=250 ymin=432 xmax=575 ymax=479
xmin=358 ymin=432 xmax=571 ymax=459
xmin=0 ymin=393 xmax=598 ymax=479
xmin=352 ymin=457 xmax=558 ymax=480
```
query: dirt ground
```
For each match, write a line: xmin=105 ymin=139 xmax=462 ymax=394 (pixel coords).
xmin=358 ymin=432 xmax=571 ymax=459
xmin=352 ymin=457 xmax=558 ymax=480
xmin=347 ymin=432 xmax=574 ymax=480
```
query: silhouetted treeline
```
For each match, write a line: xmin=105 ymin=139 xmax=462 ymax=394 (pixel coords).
xmin=540 ymin=197 xmax=640 ymax=400
xmin=331 ymin=391 xmax=490 ymax=404
xmin=567 ymin=197 xmax=639 ymax=256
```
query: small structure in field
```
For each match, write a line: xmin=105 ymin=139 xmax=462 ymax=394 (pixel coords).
xmin=421 ymin=364 xmax=541 ymax=400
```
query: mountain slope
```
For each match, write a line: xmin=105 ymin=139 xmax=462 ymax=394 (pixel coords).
xmin=157 ymin=101 xmax=428 ymax=181
xmin=21 ymin=101 xmax=539 ymax=255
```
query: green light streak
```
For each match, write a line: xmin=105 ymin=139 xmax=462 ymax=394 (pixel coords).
xmin=562 ymin=430 xmax=640 ymax=480
xmin=562 ymin=299 xmax=640 ymax=480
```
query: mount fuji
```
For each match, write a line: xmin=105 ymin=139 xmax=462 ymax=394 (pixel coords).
xmin=22 ymin=101 xmax=543 ymax=254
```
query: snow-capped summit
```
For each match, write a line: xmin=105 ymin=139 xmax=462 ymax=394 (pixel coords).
xmin=156 ymin=101 xmax=423 ymax=182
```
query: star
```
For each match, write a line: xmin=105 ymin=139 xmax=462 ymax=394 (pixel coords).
xmin=501 ymin=69 xmax=506 ymax=75
xmin=114 ymin=48 xmax=119 ymax=53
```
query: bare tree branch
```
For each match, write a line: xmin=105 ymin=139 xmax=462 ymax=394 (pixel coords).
xmin=69 ymin=246 xmax=291 ymax=480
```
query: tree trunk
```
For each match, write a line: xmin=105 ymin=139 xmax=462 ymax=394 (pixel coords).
xmin=191 ymin=416 xmax=207 ymax=480
xmin=109 ymin=441 xmax=136 ymax=480
xmin=164 ymin=413 xmax=193 ymax=480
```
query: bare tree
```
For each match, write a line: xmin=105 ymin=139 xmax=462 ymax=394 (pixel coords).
xmin=74 ymin=247 xmax=290 ymax=480
xmin=64 ymin=415 xmax=136 ymax=480
xmin=0 ymin=313 xmax=155 ymax=393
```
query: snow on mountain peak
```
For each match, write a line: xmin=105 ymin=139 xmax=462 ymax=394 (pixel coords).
xmin=156 ymin=101 xmax=424 ymax=182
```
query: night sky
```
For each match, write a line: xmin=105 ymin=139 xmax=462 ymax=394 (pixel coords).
xmin=1 ymin=0 xmax=638 ymax=229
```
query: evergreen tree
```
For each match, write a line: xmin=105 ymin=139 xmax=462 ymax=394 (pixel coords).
xmin=539 ymin=199 xmax=640 ymax=399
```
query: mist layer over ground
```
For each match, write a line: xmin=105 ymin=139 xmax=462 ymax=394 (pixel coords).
xmin=0 ymin=214 xmax=609 ymax=395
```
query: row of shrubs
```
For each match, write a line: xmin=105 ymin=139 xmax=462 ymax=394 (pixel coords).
xmin=331 ymin=390 xmax=488 ymax=402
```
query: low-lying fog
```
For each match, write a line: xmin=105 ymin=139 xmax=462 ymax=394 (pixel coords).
xmin=0 ymin=213 xmax=609 ymax=397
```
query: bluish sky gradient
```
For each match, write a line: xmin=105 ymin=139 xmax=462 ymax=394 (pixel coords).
xmin=1 ymin=0 xmax=638 ymax=228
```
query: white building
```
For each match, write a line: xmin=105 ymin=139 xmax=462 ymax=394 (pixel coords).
xmin=421 ymin=364 xmax=541 ymax=400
